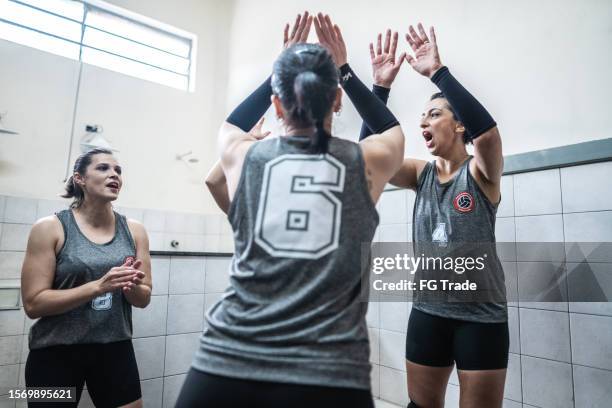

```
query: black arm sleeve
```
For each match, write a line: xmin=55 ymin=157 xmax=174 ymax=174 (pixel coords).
xmin=226 ymin=76 xmax=272 ymax=132
xmin=339 ymin=64 xmax=399 ymax=138
xmin=359 ymin=85 xmax=391 ymax=141
xmin=430 ymin=66 xmax=496 ymax=140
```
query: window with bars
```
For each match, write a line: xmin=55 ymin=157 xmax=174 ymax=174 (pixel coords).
xmin=0 ymin=0 xmax=197 ymax=91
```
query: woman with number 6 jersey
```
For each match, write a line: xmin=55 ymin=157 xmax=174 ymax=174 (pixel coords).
xmin=20 ymin=148 xmax=152 ymax=408
xmin=360 ymin=25 xmax=508 ymax=408
xmin=176 ymin=12 xmax=404 ymax=407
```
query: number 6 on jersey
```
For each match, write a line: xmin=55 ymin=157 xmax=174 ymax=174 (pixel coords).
xmin=254 ymin=154 xmax=346 ymax=259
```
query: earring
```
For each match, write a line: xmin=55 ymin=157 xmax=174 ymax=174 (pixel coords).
xmin=335 ymin=106 xmax=342 ymax=117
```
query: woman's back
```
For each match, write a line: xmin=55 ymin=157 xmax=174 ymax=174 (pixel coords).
xmin=195 ymin=135 xmax=378 ymax=389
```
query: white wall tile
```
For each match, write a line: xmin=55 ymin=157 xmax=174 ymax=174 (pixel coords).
xmin=380 ymin=302 xmax=409 ymax=333
xmin=0 ymin=224 xmax=31 ymax=252
xmin=166 ymin=294 xmax=204 ymax=335
xmin=561 ymin=161 xmax=612 ymax=213
xmin=503 ymin=262 xmax=519 ymax=307
xmin=36 ymin=199 xmax=68 ymax=220
xmin=150 ymin=256 xmax=170 ymax=295
xmin=566 ymin=262 xmax=612 ymax=311
xmin=0 ymin=251 xmax=25 ymax=280
xmin=573 ymin=364 xmax=612 ymax=408
xmin=169 ymin=257 xmax=205 ymax=294
xmin=132 ymin=336 xmax=165 ymax=380
xmin=0 ymin=309 xmax=24 ymax=336
xmin=140 ymin=378 xmax=163 ymax=408
xmin=143 ymin=210 xmax=165 ymax=232
xmin=204 ymin=215 xmax=222 ymax=235
xmin=515 ymin=215 xmax=565 ymax=261
xmin=379 ymin=329 xmax=405 ymax=371
xmin=521 ymin=356 xmax=573 ymax=408
xmin=517 ymin=262 xmax=568 ymax=311
xmin=366 ymin=301 xmax=380 ymax=329
xmin=570 ymin=313 xmax=612 ymax=370
xmin=495 ymin=217 xmax=517 ymax=261
xmin=504 ymin=353 xmax=522 ymax=401
xmin=0 ymin=364 xmax=19 ymax=390
xmin=502 ymin=399 xmax=521 ymax=408
xmin=164 ymin=333 xmax=199 ymax=376
xmin=508 ymin=307 xmax=520 ymax=354
xmin=379 ymin=366 xmax=408 ymax=407
xmin=0 ymin=335 xmax=21 ymax=365
xmin=497 ymin=175 xmax=515 ymax=217
xmin=148 ymin=232 xmax=165 ymax=252
xmin=162 ymin=374 xmax=187 ymax=408
xmin=379 ymin=190 xmax=409 ymax=225
xmin=132 ymin=295 xmax=167 ymax=338
xmin=406 ymin=190 xmax=416 ymax=220
xmin=514 ymin=169 xmax=562 ymax=216
xmin=369 ymin=328 xmax=380 ymax=364
xmin=444 ymin=383 xmax=460 ymax=407
xmin=3 ymin=198 xmax=37 ymax=224
xmin=202 ymin=234 xmax=220 ymax=253
xmin=218 ymin=235 xmax=234 ymax=253
xmin=378 ymin=224 xmax=409 ymax=242
xmin=20 ymin=335 xmax=27 ymax=364
xmin=0 ymin=196 xmax=6 ymax=222
xmin=371 ymin=364 xmax=380 ymax=399
xmin=520 ymin=309 xmax=570 ymax=362
xmin=114 ymin=206 xmax=144 ymax=223
xmin=564 ymin=211 xmax=612 ymax=263
xmin=204 ymin=257 xmax=231 ymax=293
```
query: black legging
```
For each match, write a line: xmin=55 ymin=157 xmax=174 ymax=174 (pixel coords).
xmin=175 ymin=368 xmax=374 ymax=408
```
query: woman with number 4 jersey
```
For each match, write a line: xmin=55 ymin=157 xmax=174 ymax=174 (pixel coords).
xmin=176 ymin=12 xmax=404 ymax=407
xmin=359 ymin=25 xmax=508 ymax=408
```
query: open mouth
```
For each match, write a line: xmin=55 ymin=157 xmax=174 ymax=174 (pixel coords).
xmin=106 ymin=182 xmax=119 ymax=190
xmin=423 ymin=131 xmax=434 ymax=148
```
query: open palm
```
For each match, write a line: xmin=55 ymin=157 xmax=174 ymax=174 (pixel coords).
xmin=370 ymin=30 xmax=406 ymax=88
xmin=404 ymin=23 xmax=443 ymax=78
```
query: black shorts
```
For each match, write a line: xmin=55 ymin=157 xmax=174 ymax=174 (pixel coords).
xmin=405 ymin=308 xmax=509 ymax=370
xmin=25 ymin=340 xmax=141 ymax=407
xmin=176 ymin=368 xmax=374 ymax=408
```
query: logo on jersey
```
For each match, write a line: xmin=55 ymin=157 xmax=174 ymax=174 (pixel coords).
xmin=92 ymin=292 xmax=112 ymax=311
xmin=453 ymin=192 xmax=475 ymax=213
xmin=124 ymin=256 xmax=135 ymax=266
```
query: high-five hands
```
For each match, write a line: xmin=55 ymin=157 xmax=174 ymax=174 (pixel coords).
xmin=283 ymin=11 xmax=313 ymax=49
xmin=370 ymin=30 xmax=406 ymax=88
xmin=404 ymin=23 xmax=443 ymax=78
xmin=313 ymin=13 xmax=347 ymax=68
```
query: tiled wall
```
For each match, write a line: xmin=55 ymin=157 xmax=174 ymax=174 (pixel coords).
xmin=0 ymin=252 xmax=232 ymax=408
xmin=370 ymin=161 xmax=612 ymax=407
xmin=0 ymin=197 xmax=233 ymax=407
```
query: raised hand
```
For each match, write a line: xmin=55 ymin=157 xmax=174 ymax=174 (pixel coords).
xmin=313 ymin=13 xmax=347 ymax=67
xmin=249 ymin=117 xmax=271 ymax=140
xmin=404 ymin=23 xmax=443 ymax=78
xmin=370 ymin=29 xmax=406 ymax=88
xmin=283 ymin=11 xmax=313 ymax=49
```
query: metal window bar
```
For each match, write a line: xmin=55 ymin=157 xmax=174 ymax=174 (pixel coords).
xmin=4 ymin=0 xmax=194 ymax=88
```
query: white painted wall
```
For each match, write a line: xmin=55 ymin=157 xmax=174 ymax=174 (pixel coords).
xmin=225 ymin=0 xmax=612 ymax=158
xmin=0 ymin=0 xmax=234 ymax=214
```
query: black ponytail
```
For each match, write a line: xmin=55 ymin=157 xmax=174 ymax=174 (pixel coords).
xmin=61 ymin=148 xmax=113 ymax=208
xmin=272 ymin=44 xmax=338 ymax=153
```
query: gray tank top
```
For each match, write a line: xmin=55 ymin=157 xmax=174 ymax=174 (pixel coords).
xmin=29 ymin=209 xmax=136 ymax=349
xmin=193 ymin=136 xmax=378 ymax=390
xmin=412 ymin=157 xmax=507 ymax=323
